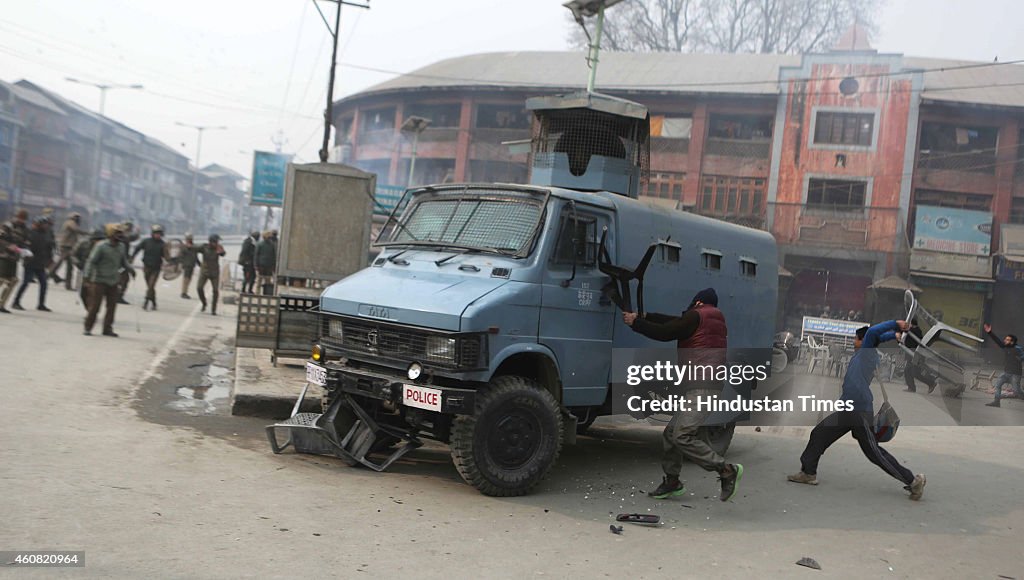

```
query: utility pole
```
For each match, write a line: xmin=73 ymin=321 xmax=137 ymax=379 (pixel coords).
xmin=313 ymin=0 xmax=370 ymax=163
xmin=176 ymin=122 xmax=227 ymax=229
xmin=65 ymin=78 xmax=142 ymax=220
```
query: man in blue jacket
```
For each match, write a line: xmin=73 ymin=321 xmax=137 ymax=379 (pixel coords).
xmin=788 ymin=320 xmax=927 ymax=500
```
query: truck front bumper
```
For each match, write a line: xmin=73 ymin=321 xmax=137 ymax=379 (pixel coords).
xmin=317 ymin=361 xmax=477 ymax=415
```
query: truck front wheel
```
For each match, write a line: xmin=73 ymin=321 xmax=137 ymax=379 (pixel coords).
xmin=450 ymin=376 xmax=563 ymax=497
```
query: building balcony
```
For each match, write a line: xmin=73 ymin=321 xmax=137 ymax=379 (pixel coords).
xmin=704 ymin=137 xmax=771 ymax=159
xmin=651 ymin=136 xmax=690 ymax=155
xmin=770 ymin=202 xmax=901 ymax=251
xmin=917 ymin=150 xmax=996 ymax=174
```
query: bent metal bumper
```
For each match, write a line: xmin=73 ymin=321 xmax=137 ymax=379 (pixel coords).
xmin=265 ymin=362 xmax=478 ymax=471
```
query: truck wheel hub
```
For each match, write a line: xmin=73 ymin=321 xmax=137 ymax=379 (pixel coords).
xmin=489 ymin=410 xmax=540 ymax=468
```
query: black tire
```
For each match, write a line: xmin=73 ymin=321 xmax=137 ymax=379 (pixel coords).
xmin=450 ymin=376 xmax=563 ymax=497
xmin=700 ymin=423 xmax=736 ymax=457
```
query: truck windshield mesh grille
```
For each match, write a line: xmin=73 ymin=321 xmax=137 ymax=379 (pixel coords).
xmin=392 ymin=197 xmax=541 ymax=253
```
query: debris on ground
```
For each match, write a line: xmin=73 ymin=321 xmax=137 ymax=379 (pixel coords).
xmin=795 ymin=557 xmax=821 ymax=570
xmin=609 ymin=525 xmax=624 ymax=535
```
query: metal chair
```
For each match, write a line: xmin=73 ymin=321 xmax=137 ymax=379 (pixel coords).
xmin=805 ymin=335 xmax=830 ymax=375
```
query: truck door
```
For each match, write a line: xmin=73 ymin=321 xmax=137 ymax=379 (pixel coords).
xmin=540 ymin=204 xmax=616 ymax=407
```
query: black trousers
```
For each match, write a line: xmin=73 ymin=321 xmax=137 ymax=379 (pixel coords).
xmin=242 ymin=264 xmax=256 ymax=293
xmin=799 ymin=411 xmax=914 ymax=485
xmin=14 ymin=265 xmax=47 ymax=307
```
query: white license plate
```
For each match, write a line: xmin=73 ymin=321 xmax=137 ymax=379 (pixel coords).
xmin=305 ymin=362 xmax=327 ymax=386
xmin=402 ymin=384 xmax=442 ymax=412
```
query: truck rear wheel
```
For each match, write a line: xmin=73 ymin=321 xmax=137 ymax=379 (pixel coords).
xmin=450 ymin=376 xmax=563 ymax=497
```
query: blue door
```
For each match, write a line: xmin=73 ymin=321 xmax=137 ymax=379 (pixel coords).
xmin=539 ymin=205 xmax=616 ymax=406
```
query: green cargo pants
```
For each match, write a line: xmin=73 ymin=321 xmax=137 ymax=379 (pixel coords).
xmin=661 ymin=388 xmax=727 ymax=477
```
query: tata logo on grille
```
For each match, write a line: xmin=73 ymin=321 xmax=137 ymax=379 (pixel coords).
xmin=366 ymin=329 xmax=379 ymax=347
xmin=359 ymin=304 xmax=392 ymax=320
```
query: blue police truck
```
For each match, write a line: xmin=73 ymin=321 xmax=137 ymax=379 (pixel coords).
xmin=267 ymin=92 xmax=778 ymax=496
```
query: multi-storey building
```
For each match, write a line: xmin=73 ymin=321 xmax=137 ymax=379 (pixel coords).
xmin=331 ymin=36 xmax=1024 ymax=335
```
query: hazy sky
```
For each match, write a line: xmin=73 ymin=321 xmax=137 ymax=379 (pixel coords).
xmin=2 ymin=0 xmax=1022 ymax=180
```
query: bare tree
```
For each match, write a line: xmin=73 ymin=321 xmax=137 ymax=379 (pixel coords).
xmin=568 ymin=0 xmax=884 ymax=55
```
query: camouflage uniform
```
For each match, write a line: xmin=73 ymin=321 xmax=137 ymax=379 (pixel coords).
xmin=196 ymin=235 xmax=226 ymax=315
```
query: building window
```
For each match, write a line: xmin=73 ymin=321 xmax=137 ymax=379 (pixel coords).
xmin=708 ymin=115 xmax=773 ymax=141
xmin=359 ymin=108 xmax=396 ymax=134
xmin=806 ymin=178 xmax=867 ymax=209
xmin=699 ymin=176 xmax=765 ymax=216
xmin=914 ymin=189 xmax=992 ymax=212
xmin=813 ymin=111 xmax=875 ymax=147
xmin=1008 ymin=198 xmax=1024 ymax=224
xmin=475 ymin=105 xmax=529 ymax=129
xmin=643 ymin=172 xmax=685 ymax=199
xmin=405 ymin=103 xmax=461 ymax=128
xmin=918 ymin=122 xmax=999 ymax=173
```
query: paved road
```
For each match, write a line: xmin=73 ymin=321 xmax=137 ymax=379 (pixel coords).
xmin=2 ymin=275 xmax=1023 ymax=578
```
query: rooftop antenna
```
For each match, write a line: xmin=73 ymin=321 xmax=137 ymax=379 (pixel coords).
xmin=564 ymin=0 xmax=623 ymax=93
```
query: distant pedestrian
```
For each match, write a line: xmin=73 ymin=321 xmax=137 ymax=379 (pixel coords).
xmin=178 ymin=233 xmax=198 ymax=299
xmin=12 ymin=216 xmax=55 ymax=312
xmin=982 ymin=323 xmax=1024 ymax=407
xmin=83 ymin=224 xmax=135 ymax=337
xmin=255 ymin=230 xmax=277 ymax=295
xmin=900 ymin=319 xmax=938 ymax=394
xmin=788 ymin=321 xmax=927 ymax=500
xmin=73 ymin=228 xmax=106 ymax=309
xmin=117 ymin=220 xmax=139 ymax=305
xmin=0 ymin=209 xmax=31 ymax=313
xmin=49 ymin=212 xmax=85 ymax=288
xmin=239 ymin=230 xmax=258 ymax=294
xmin=131 ymin=224 xmax=167 ymax=311
xmin=196 ymin=234 xmax=226 ymax=315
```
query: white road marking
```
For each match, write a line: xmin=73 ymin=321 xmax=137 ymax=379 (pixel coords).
xmin=133 ymin=304 xmax=202 ymax=396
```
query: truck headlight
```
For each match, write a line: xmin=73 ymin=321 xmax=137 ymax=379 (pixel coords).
xmin=311 ymin=344 xmax=323 ymax=361
xmin=425 ymin=336 xmax=456 ymax=362
xmin=328 ymin=319 xmax=344 ymax=341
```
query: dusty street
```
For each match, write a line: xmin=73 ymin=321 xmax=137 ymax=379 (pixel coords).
xmin=2 ymin=273 xmax=1023 ymax=579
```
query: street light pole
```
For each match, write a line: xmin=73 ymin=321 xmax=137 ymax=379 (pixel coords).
xmin=176 ymin=122 xmax=227 ymax=229
xmin=400 ymin=116 xmax=431 ymax=187
xmin=563 ymin=0 xmax=623 ymax=93
xmin=65 ymin=78 xmax=143 ymax=218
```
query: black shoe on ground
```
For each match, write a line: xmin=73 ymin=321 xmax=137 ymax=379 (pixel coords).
xmin=904 ymin=387 xmax=916 ymax=393
xmin=200 ymin=303 xmax=206 ymax=312
xmin=648 ymin=475 xmax=686 ymax=499
xmin=83 ymin=329 xmax=92 ymax=336
xmin=118 ymin=298 xmax=130 ymax=305
xmin=51 ymin=273 xmax=64 ymax=283
xmin=719 ymin=463 xmax=744 ymax=502
xmin=0 ymin=307 xmax=9 ymax=313
xmin=102 ymin=330 xmax=119 ymax=337
xmin=37 ymin=305 xmax=51 ymax=312
xmin=11 ymin=302 xmax=23 ymax=310
xmin=986 ymin=401 xmax=1001 ymax=407
xmin=151 ymin=300 xmax=157 ymax=311
xmin=927 ymin=381 xmax=937 ymax=394
xmin=181 ymin=293 xmax=190 ymax=299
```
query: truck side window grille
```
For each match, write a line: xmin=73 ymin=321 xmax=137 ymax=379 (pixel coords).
xmin=740 ymin=258 xmax=757 ymax=277
xmin=659 ymin=244 xmax=680 ymax=263
xmin=701 ymin=249 xmax=722 ymax=270
xmin=553 ymin=215 xmax=597 ymax=268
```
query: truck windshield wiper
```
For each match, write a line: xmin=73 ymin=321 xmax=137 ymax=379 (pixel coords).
xmin=386 ymin=249 xmax=409 ymax=263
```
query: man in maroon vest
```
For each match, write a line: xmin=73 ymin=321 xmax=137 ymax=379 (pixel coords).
xmin=623 ymin=287 xmax=743 ymax=502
